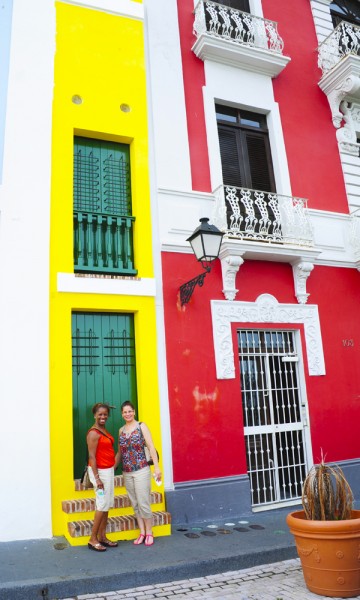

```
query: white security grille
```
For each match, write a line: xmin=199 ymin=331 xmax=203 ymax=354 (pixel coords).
xmin=238 ymin=329 xmax=308 ymax=508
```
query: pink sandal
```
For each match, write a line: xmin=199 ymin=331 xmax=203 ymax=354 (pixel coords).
xmin=145 ymin=534 xmax=154 ymax=546
xmin=133 ymin=533 xmax=145 ymax=545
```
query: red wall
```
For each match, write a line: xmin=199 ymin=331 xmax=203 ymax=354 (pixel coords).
xmin=169 ymin=0 xmax=359 ymax=485
xmin=163 ymin=253 xmax=360 ymax=483
xmin=262 ymin=0 xmax=348 ymax=212
xmin=177 ymin=0 xmax=349 ymax=212
xmin=177 ymin=0 xmax=211 ymax=192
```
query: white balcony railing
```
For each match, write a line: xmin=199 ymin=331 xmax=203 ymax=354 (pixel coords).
xmin=213 ymin=185 xmax=314 ymax=247
xmin=318 ymin=21 xmax=360 ymax=75
xmin=193 ymin=0 xmax=284 ymax=54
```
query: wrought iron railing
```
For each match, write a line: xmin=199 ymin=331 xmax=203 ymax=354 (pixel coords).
xmin=213 ymin=185 xmax=314 ymax=247
xmin=318 ymin=21 xmax=360 ymax=75
xmin=193 ymin=0 xmax=284 ymax=54
xmin=74 ymin=211 xmax=136 ymax=274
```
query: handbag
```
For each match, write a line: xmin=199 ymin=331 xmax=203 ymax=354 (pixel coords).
xmin=139 ymin=422 xmax=160 ymax=466
xmin=80 ymin=465 xmax=93 ymax=489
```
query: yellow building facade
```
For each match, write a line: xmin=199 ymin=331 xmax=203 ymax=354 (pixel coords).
xmin=49 ymin=0 xmax=170 ymax=545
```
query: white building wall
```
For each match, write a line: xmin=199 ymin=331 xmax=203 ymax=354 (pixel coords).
xmin=145 ymin=0 xmax=192 ymax=192
xmin=0 ymin=0 xmax=55 ymax=540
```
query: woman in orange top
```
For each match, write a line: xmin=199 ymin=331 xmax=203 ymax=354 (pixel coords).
xmin=87 ymin=402 xmax=120 ymax=551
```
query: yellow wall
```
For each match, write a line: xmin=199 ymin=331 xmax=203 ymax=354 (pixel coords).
xmin=50 ymin=1 xmax=161 ymax=537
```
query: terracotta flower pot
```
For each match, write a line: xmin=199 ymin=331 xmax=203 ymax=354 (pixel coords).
xmin=286 ymin=509 xmax=360 ymax=598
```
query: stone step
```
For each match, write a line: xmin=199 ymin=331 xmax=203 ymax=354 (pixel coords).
xmin=68 ymin=510 xmax=171 ymax=538
xmin=62 ymin=491 xmax=162 ymax=514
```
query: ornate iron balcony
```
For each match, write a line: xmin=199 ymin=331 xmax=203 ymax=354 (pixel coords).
xmin=74 ymin=211 xmax=137 ymax=275
xmin=193 ymin=0 xmax=284 ymax=54
xmin=213 ymin=185 xmax=314 ymax=247
xmin=318 ymin=21 xmax=360 ymax=75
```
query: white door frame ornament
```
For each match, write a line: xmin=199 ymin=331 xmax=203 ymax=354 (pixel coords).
xmin=211 ymin=294 xmax=326 ymax=379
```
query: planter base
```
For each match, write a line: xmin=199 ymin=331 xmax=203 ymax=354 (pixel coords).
xmin=287 ymin=510 xmax=360 ymax=598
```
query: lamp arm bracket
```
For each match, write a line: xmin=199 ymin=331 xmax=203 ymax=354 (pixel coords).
xmin=179 ymin=266 xmax=211 ymax=306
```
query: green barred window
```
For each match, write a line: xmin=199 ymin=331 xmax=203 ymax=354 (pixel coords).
xmin=73 ymin=137 xmax=136 ymax=275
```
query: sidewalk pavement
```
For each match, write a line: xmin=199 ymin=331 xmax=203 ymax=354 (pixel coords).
xmin=0 ymin=507 xmax=299 ymax=600
xmin=58 ymin=559 xmax=345 ymax=600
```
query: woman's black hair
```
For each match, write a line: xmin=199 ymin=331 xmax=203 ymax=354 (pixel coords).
xmin=121 ymin=400 xmax=135 ymax=411
xmin=92 ymin=402 xmax=111 ymax=415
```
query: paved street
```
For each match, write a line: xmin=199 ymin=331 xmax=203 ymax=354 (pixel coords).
xmin=59 ymin=558 xmax=355 ymax=600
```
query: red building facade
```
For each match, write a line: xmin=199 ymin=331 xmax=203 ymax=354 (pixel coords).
xmin=147 ymin=0 xmax=360 ymax=522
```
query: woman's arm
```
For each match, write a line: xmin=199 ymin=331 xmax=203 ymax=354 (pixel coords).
xmin=87 ymin=430 xmax=104 ymax=489
xmin=140 ymin=423 xmax=161 ymax=480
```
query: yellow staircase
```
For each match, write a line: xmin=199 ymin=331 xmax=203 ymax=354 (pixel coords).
xmin=62 ymin=475 xmax=171 ymax=546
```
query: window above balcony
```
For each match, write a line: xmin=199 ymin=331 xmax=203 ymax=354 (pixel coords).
xmin=192 ymin=0 xmax=290 ymax=77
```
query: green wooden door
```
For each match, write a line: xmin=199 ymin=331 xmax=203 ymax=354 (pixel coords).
xmin=72 ymin=312 xmax=137 ymax=478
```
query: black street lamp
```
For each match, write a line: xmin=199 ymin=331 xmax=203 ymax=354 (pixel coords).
xmin=179 ymin=217 xmax=224 ymax=306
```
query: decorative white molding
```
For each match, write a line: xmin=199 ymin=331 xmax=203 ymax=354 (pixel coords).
xmin=219 ymin=242 xmax=245 ymax=300
xmin=57 ymin=273 xmax=156 ymax=296
xmin=336 ymin=100 xmax=357 ymax=144
xmin=211 ymin=294 xmax=326 ymax=378
xmin=338 ymin=141 xmax=360 ymax=155
xmin=319 ymin=56 xmax=360 ymax=128
xmin=292 ymin=260 xmax=314 ymax=304
xmin=192 ymin=34 xmax=290 ymax=77
xmin=349 ymin=213 xmax=360 ymax=269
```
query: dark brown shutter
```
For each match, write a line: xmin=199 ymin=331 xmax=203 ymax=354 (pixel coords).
xmin=218 ymin=128 xmax=244 ymax=188
xmin=245 ymin=132 xmax=275 ymax=192
xmin=220 ymin=0 xmax=250 ymax=11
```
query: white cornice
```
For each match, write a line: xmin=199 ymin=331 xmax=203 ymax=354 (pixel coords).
xmin=57 ymin=0 xmax=144 ymax=20
xmin=158 ymin=187 xmax=213 ymax=203
xmin=192 ymin=34 xmax=291 ymax=78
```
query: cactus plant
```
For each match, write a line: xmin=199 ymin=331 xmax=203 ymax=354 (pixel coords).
xmin=302 ymin=459 xmax=353 ymax=521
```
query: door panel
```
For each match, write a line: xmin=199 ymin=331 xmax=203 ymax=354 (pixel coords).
xmin=72 ymin=312 xmax=137 ymax=478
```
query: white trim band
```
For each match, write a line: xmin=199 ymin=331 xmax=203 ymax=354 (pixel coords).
xmin=57 ymin=273 xmax=156 ymax=296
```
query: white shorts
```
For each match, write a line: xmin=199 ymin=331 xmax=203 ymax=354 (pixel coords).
xmin=88 ymin=466 xmax=114 ymax=512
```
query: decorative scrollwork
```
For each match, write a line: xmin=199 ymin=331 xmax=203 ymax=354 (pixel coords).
xmin=318 ymin=21 xmax=360 ymax=75
xmin=179 ymin=268 xmax=210 ymax=306
xmin=211 ymin=295 xmax=326 ymax=378
xmin=213 ymin=185 xmax=313 ymax=247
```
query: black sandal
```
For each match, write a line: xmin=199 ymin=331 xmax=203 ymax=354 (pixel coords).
xmin=99 ymin=540 xmax=118 ymax=547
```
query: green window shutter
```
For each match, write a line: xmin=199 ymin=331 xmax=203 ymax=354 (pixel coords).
xmin=74 ymin=137 xmax=101 ymax=213
xmin=100 ymin=141 xmax=131 ymax=216
xmin=74 ymin=137 xmax=131 ymax=216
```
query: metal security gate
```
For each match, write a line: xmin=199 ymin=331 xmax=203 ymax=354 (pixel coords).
xmin=238 ymin=329 xmax=309 ymax=509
